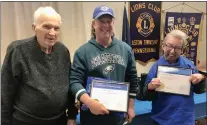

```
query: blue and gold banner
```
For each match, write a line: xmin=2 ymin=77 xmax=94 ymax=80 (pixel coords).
xmin=164 ymin=12 xmax=203 ymax=65
xmin=129 ymin=1 xmax=161 ymax=65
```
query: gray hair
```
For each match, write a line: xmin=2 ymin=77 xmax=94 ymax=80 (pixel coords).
xmin=33 ymin=6 xmax=62 ymax=25
xmin=163 ymin=30 xmax=188 ymax=47
xmin=91 ymin=20 xmax=96 ymax=38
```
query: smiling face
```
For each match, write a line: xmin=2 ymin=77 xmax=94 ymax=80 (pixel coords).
xmin=93 ymin=15 xmax=114 ymax=41
xmin=162 ymin=35 xmax=184 ymax=63
xmin=32 ymin=14 xmax=61 ymax=49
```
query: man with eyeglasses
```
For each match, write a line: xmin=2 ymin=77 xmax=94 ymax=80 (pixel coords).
xmin=143 ymin=30 xmax=206 ymax=125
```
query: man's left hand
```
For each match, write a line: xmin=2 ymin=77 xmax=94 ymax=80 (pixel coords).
xmin=190 ymin=73 xmax=205 ymax=84
xmin=67 ymin=119 xmax=76 ymax=125
xmin=126 ymin=106 xmax=135 ymax=123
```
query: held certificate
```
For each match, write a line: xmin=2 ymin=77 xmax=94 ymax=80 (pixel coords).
xmin=156 ymin=65 xmax=192 ymax=96
xmin=90 ymin=80 xmax=129 ymax=112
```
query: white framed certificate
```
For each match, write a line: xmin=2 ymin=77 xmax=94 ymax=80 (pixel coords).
xmin=155 ymin=65 xmax=192 ymax=96
xmin=90 ymin=80 xmax=129 ymax=112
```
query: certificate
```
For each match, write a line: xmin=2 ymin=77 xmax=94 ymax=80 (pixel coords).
xmin=155 ymin=65 xmax=192 ymax=95
xmin=90 ymin=80 xmax=129 ymax=112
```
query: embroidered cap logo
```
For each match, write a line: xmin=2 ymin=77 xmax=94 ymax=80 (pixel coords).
xmin=100 ymin=6 xmax=109 ymax=11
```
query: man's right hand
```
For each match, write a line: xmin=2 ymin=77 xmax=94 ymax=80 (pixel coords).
xmin=86 ymin=98 xmax=109 ymax=115
xmin=80 ymin=93 xmax=109 ymax=115
xmin=148 ymin=78 xmax=161 ymax=90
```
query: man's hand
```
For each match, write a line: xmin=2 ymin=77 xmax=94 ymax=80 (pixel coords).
xmin=86 ymin=98 xmax=109 ymax=115
xmin=67 ymin=119 xmax=76 ymax=125
xmin=190 ymin=74 xmax=205 ymax=84
xmin=126 ymin=107 xmax=135 ymax=123
xmin=80 ymin=93 xmax=109 ymax=115
xmin=148 ymin=78 xmax=162 ymax=90
xmin=125 ymin=98 xmax=135 ymax=123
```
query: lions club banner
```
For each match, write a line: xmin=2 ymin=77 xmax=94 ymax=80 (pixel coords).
xmin=129 ymin=1 xmax=161 ymax=65
xmin=164 ymin=12 xmax=203 ymax=65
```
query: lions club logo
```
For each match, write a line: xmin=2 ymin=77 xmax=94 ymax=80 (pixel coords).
xmin=136 ymin=12 xmax=155 ymax=37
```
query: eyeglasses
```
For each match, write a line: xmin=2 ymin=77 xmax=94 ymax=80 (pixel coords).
xmin=164 ymin=43 xmax=183 ymax=52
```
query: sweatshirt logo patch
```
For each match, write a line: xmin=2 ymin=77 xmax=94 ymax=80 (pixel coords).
xmin=91 ymin=53 xmax=125 ymax=69
xmin=103 ymin=64 xmax=115 ymax=74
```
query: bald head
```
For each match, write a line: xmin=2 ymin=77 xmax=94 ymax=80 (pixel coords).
xmin=33 ymin=6 xmax=62 ymax=26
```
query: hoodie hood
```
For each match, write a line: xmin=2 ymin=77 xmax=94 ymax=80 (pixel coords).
xmin=88 ymin=37 xmax=117 ymax=51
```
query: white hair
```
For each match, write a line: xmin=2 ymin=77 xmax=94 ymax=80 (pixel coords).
xmin=33 ymin=6 xmax=62 ymax=25
xmin=164 ymin=30 xmax=188 ymax=47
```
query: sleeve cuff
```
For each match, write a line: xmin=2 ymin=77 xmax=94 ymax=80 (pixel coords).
xmin=129 ymin=93 xmax=136 ymax=99
xmin=77 ymin=90 xmax=87 ymax=101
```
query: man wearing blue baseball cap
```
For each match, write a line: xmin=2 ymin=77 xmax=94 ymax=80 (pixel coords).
xmin=69 ymin=5 xmax=139 ymax=125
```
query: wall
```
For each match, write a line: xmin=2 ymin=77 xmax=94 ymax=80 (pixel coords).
xmin=1 ymin=2 xmax=206 ymax=75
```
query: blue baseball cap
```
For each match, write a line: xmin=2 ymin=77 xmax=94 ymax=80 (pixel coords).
xmin=93 ymin=5 xmax=115 ymax=19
